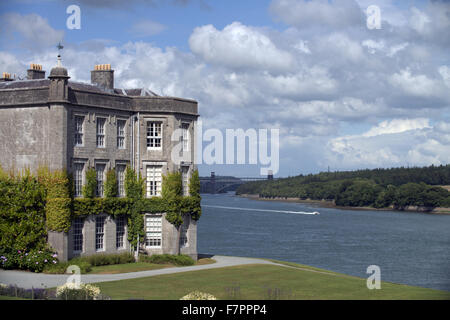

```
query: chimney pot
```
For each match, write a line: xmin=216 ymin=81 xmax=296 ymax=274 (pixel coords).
xmin=27 ymin=63 xmax=45 ymax=79
xmin=0 ymin=72 xmax=14 ymax=82
xmin=91 ymin=64 xmax=114 ymax=90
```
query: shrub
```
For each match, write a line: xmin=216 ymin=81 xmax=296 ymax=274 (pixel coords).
xmin=0 ymin=173 xmax=47 ymax=254
xmin=44 ymin=253 xmax=134 ymax=274
xmin=40 ymin=169 xmax=72 ymax=232
xmin=162 ymin=172 xmax=183 ymax=226
xmin=1 ymin=249 xmax=59 ymax=273
xmin=104 ymin=169 xmax=118 ymax=198
xmin=55 ymin=283 xmax=103 ymax=300
xmin=81 ymin=252 xmax=135 ymax=267
xmin=180 ymin=291 xmax=217 ymax=300
xmin=139 ymin=254 xmax=195 ymax=266
xmin=45 ymin=198 xmax=72 ymax=232
xmin=124 ymin=166 xmax=145 ymax=200
xmin=82 ymin=168 xmax=97 ymax=198
xmin=42 ymin=170 xmax=71 ymax=199
xmin=124 ymin=166 xmax=146 ymax=250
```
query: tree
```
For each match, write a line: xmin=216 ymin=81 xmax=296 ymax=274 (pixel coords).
xmin=393 ymin=183 xmax=425 ymax=209
xmin=419 ymin=186 xmax=447 ymax=209
xmin=374 ymin=185 xmax=396 ymax=208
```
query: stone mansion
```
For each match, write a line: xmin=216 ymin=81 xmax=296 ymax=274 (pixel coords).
xmin=0 ymin=57 xmax=199 ymax=261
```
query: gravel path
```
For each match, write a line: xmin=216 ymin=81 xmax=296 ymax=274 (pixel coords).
xmin=0 ymin=255 xmax=278 ymax=289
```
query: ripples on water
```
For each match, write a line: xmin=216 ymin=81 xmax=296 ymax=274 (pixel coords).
xmin=197 ymin=192 xmax=450 ymax=291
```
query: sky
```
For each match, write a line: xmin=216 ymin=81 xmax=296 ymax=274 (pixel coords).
xmin=0 ymin=0 xmax=449 ymax=178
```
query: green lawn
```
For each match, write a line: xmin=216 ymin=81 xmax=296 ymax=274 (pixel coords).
xmin=96 ymin=263 xmax=450 ymax=300
xmin=87 ymin=258 xmax=216 ymax=274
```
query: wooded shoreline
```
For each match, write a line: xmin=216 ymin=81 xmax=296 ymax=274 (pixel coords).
xmin=238 ymin=194 xmax=450 ymax=215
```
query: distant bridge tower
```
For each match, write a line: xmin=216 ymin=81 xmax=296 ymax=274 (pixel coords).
xmin=268 ymin=170 xmax=273 ymax=180
xmin=210 ymin=171 xmax=216 ymax=194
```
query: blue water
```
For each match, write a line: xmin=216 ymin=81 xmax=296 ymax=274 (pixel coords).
xmin=197 ymin=192 xmax=450 ymax=291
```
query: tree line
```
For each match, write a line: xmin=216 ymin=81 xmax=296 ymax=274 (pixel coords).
xmin=236 ymin=165 xmax=450 ymax=210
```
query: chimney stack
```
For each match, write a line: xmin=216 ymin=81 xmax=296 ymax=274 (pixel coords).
xmin=91 ymin=64 xmax=114 ymax=90
xmin=0 ymin=72 xmax=14 ymax=82
xmin=27 ymin=64 xmax=45 ymax=80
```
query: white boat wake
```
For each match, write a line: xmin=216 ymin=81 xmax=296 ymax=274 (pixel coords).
xmin=202 ymin=205 xmax=320 ymax=215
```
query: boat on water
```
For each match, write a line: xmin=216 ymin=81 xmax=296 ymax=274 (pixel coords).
xmin=313 ymin=211 xmax=320 ymax=215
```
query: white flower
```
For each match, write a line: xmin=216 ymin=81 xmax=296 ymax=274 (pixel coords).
xmin=180 ymin=291 xmax=217 ymax=300
xmin=56 ymin=282 xmax=101 ymax=299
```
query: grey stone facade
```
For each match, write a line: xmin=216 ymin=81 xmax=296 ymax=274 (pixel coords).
xmin=0 ymin=60 xmax=199 ymax=261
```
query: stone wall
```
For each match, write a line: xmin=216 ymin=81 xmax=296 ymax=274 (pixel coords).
xmin=0 ymin=104 xmax=67 ymax=173
xmin=67 ymin=214 xmax=130 ymax=261
xmin=68 ymin=105 xmax=132 ymax=174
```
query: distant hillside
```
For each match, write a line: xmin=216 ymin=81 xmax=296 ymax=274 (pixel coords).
xmin=236 ymin=165 xmax=450 ymax=211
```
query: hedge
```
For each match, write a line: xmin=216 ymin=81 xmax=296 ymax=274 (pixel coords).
xmin=45 ymin=198 xmax=72 ymax=232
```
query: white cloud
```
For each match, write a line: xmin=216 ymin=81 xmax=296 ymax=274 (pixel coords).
xmin=389 ymin=69 xmax=439 ymax=98
xmin=409 ymin=7 xmax=432 ymax=35
xmin=363 ymin=118 xmax=431 ymax=137
xmin=325 ymin=119 xmax=450 ymax=169
xmin=362 ymin=39 xmax=385 ymax=54
xmin=1 ymin=4 xmax=449 ymax=176
xmin=439 ymin=66 xmax=450 ymax=87
xmin=189 ymin=22 xmax=294 ymax=73
xmin=0 ymin=51 xmax=25 ymax=78
xmin=259 ymin=66 xmax=338 ymax=100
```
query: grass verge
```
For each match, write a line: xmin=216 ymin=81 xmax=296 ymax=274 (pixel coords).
xmin=95 ymin=264 xmax=450 ymax=300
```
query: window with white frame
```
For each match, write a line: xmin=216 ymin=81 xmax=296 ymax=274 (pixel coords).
xmin=73 ymin=218 xmax=84 ymax=253
xmin=73 ymin=162 xmax=84 ymax=197
xmin=181 ymin=123 xmax=189 ymax=153
xmin=146 ymin=122 xmax=162 ymax=149
xmin=74 ymin=115 xmax=84 ymax=146
xmin=116 ymin=216 xmax=126 ymax=249
xmin=96 ymin=164 xmax=106 ymax=197
xmin=145 ymin=215 xmax=162 ymax=248
xmin=116 ymin=165 xmax=126 ymax=197
xmin=146 ymin=165 xmax=162 ymax=197
xmin=180 ymin=219 xmax=189 ymax=248
xmin=96 ymin=117 xmax=106 ymax=148
xmin=117 ymin=120 xmax=126 ymax=149
xmin=95 ymin=216 xmax=106 ymax=251
xmin=181 ymin=166 xmax=190 ymax=196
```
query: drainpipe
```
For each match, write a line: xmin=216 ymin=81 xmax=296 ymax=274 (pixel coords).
xmin=136 ymin=112 xmax=141 ymax=261
xmin=137 ymin=112 xmax=140 ymax=176
xmin=130 ymin=115 xmax=134 ymax=170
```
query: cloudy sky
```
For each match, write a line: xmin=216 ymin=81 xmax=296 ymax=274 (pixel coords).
xmin=0 ymin=0 xmax=449 ymax=177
